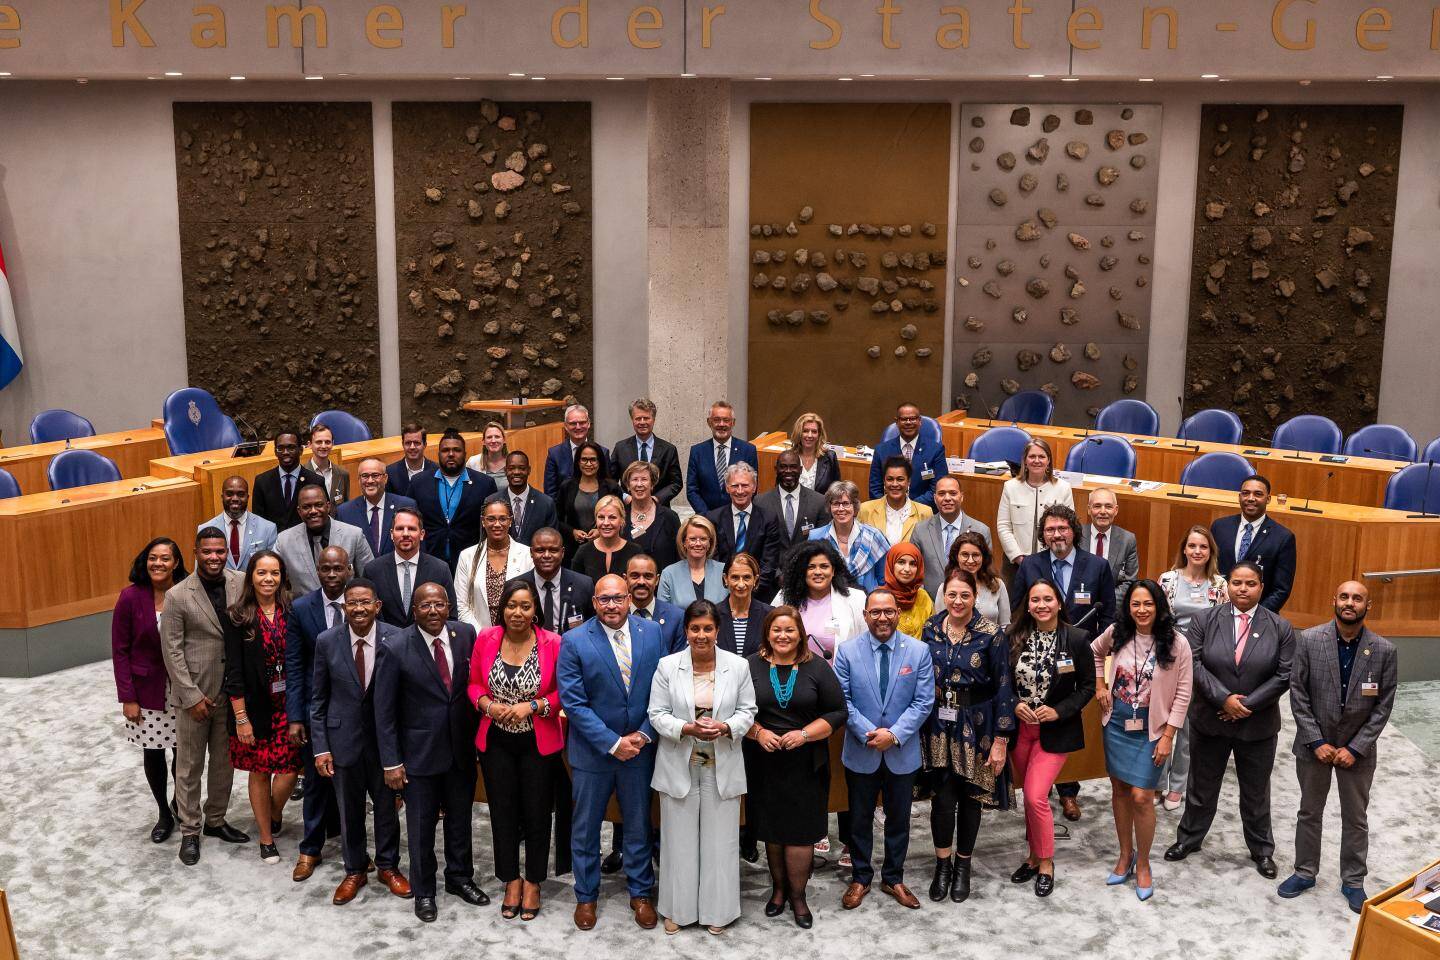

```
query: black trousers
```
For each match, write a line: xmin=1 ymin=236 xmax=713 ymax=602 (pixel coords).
xmin=299 ymin=739 xmax=341 ymax=857
xmin=334 ymin=747 xmax=400 ymax=874
xmin=845 ymin=766 xmax=916 ymax=887
xmin=1177 ymin=729 xmax=1277 ymax=859
xmin=1056 ymin=781 xmax=1081 ymax=799
xmin=480 ymin=727 xmax=555 ymax=883
xmin=931 ymin=772 xmax=983 ymax=855
xmin=403 ymin=764 xmax=477 ymax=898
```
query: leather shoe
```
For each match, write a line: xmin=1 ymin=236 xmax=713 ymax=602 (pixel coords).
xmin=445 ymin=880 xmax=490 ymax=905
xmin=202 ymin=822 xmax=250 ymax=844
xmin=1010 ymin=861 xmax=1039 ymax=883
xmin=1253 ymin=855 xmax=1278 ymax=879
xmin=600 ymin=849 xmax=623 ymax=874
xmin=841 ymin=882 xmax=870 ymax=909
xmin=881 ymin=882 xmax=921 ymax=909
xmin=414 ymin=897 xmax=437 ymax=923
xmin=574 ymin=902 xmax=597 ymax=930
xmin=292 ymin=854 xmax=322 ymax=882
xmin=333 ymin=873 xmax=366 ymax=905
xmin=764 ymin=889 xmax=787 ymax=918
xmin=377 ymin=868 xmax=412 ymax=898
xmin=1163 ymin=842 xmax=1198 ymax=862
xmin=630 ymin=897 xmax=658 ymax=929
xmin=1035 ymin=873 xmax=1055 ymax=897
xmin=150 ymin=817 xmax=176 ymax=844
xmin=1061 ymin=798 xmax=1082 ymax=822
xmin=178 ymin=835 xmax=200 ymax=866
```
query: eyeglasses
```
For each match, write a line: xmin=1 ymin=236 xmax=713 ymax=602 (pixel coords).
xmin=343 ymin=598 xmax=379 ymax=608
xmin=595 ymin=594 xmax=629 ymax=606
xmin=415 ymin=600 xmax=449 ymax=612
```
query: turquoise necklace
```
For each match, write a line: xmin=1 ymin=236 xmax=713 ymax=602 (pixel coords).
xmin=769 ymin=662 xmax=798 ymax=709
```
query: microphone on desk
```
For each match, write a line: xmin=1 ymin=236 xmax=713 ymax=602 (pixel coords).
xmin=1290 ymin=470 xmax=1333 ymax=515
xmin=1074 ymin=435 xmax=1103 ymax=473
xmin=1172 ymin=396 xmax=1200 ymax=451
xmin=974 ymin=382 xmax=997 ymax=428
xmin=1166 ymin=461 xmax=1199 ymax=499
xmin=230 ymin=413 xmax=265 ymax=459
xmin=1080 ymin=407 xmax=1100 ymax=440
xmin=1405 ymin=460 xmax=1439 ymax=519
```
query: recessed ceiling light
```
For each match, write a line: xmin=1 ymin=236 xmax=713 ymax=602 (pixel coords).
xmin=1137 ymin=77 xmax=1155 ymax=82
xmin=452 ymin=76 xmax=471 ymax=80
xmin=1299 ymin=79 xmax=1311 ymax=85
xmin=229 ymin=75 xmax=246 ymax=81
xmin=1375 ymin=75 xmax=1393 ymax=80
xmin=754 ymin=77 xmax=772 ymax=81
xmin=164 ymin=71 xmax=183 ymax=77
xmin=508 ymin=72 xmax=526 ymax=77
xmin=605 ymin=76 xmax=626 ymax=81
xmin=0 ymin=72 xmax=11 ymax=77
xmin=1027 ymin=73 xmax=1046 ymax=79
xmin=530 ymin=76 xmax=546 ymax=80
xmin=837 ymin=76 xmax=853 ymax=81
xmin=1201 ymin=73 xmax=1219 ymax=79
xmin=859 ymin=74 xmax=875 ymax=78
xmin=1060 ymin=76 xmax=1080 ymax=82
xmin=681 ymin=72 xmax=696 ymax=78
xmin=75 ymin=78 xmax=88 ymax=84
xmin=305 ymin=75 xmax=323 ymax=80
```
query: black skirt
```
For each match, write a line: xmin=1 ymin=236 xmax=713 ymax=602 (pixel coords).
xmin=743 ymin=739 xmax=831 ymax=845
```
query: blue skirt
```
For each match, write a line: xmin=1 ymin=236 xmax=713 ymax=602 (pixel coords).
xmin=1103 ymin=702 xmax=1162 ymax=790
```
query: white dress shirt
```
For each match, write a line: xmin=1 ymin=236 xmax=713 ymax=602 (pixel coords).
xmin=731 ymin=504 xmax=752 ymax=539
xmin=1089 ymin=524 xmax=1112 ymax=558
xmin=799 ymin=460 xmax=818 ymax=490
xmin=309 ymin=459 xmax=337 ymax=496
xmin=1233 ymin=514 xmax=1266 ymax=560
xmin=605 ymin=620 xmax=643 ymax=756
xmin=884 ymin=500 xmax=914 ymax=545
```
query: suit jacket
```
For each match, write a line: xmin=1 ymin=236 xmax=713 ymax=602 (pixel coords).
xmin=497 ymin=485 xmax=558 ymax=546
xmin=306 ymin=459 xmax=350 ymax=506
xmin=1024 ymin=623 xmax=1098 ymax=754
xmin=409 ymin=467 xmax=499 ymax=570
xmin=373 ymin=620 xmax=480 ymax=776
xmin=385 ymin=457 xmax=436 ymax=499
xmin=309 ymin=621 xmax=400 ymax=767
xmin=1187 ymin=603 xmax=1296 ymax=741
xmin=363 ymin=551 xmax=457 ymax=629
xmin=755 ymin=484 xmax=831 ymax=548
xmin=610 ymin=434 xmax=684 ymax=506
xmin=556 ymin=477 xmax=623 ymax=558
xmin=515 ymin=568 xmax=594 ymax=633
xmin=251 ymin=465 xmax=326 ymax=531
xmin=466 ymin=625 xmax=565 ymax=755
xmin=112 ymin=583 xmax=169 ymax=711
xmin=686 ymin=437 xmax=759 ymax=515
xmin=336 ymin=492 xmax=419 ymax=558
xmin=557 ymin=615 xmax=664 ymax=772
xmin=648 ymin=648 xmax=757 ymax=800
xmin=716 ymin=598 xmax=773 ymax=658
xmin=1082 ymin=523 xmax=1139 ymax=603
xmin=867 ymin=434 xmax=949 ymax=508
xmin=1010 ymin=547 xmax=1117 ymax=634
xmin=198 ymin=511 xmax=277 ymax=571
xmin=857 ymin=498 xmax=934 ymax=545
xmin=636 ymin=600 xmax=687 ymax=654
xmin=1211 ymin=513 xmax=1298 ymax=612
xmin=544 ymin=439 xmax=611 ymax=500
xmin=273 ymin=518 xmax=374 ymax=596
xmin=159 ymin=570 xmax=245 ymax=710
xmin=833 ymin=630 xmax=936 ymax=774
xmin=808 ymin=450 xmax=842 ymax=498
xmin=913 ymin=512 xmax=992 ymax=597
xmin=706 ymin=501 xmax=782 ymax=597
xmin=285 ymin=586 xmax=347 ymax=727
xmin=657 ymin=559 xmax=727 ymax=606
xmin=221 ymin=604 xmax=297 ymax=740
xmin=455 ymin=541 xmax=535 ymax=630
xmin=1290 ymin=622 xmax=1397 ymax=759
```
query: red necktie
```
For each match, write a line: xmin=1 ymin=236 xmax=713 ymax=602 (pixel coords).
xmin=1096 ymin=531 xmax=1106 ymax=558
xmin=433 ymin=638 xmax=452 ymax=691
xmin=1235 ymin=612 xmax=1251 ymax=665
xmin=354 ymin=638 xmax=368 ymax=690
xmin=229 ymin=518 xmax=241 ymax=565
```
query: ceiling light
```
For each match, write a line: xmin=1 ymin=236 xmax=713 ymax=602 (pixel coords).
xmin=508 ymin=72 xmax=526 ymax=77
xmin=681 ymin=72 xmax=696 ymax=77
xmin=1027 ymin=73 xmax=1045 ymax=78
xmin=1137 ymin=77 xmax=1155 ymax=82
xmin=452 ymin=76 xmax=471 ymax=80
xmin=75 ymin=78 xmax=88 ymax=84
xmin=606 ymin=76 xmax=626 ymax=80
xmin=305 ymin=75 xmax=323 ymax=80
xmin=1201 ymin=73 xmax=1219 ymax=79
xmin=164 ymin=71 xmax=183 ymax=77
xmin=1299 ymin=79 xmax=1311 ymax=85
xmin=530 ymin=76 xmax=546 ymax=80
xmin=1375 ymin=75 xmax=1393 ymax=80
xmin=0 ymin=72 xmax=11 ymax=77
xmin=229 ymin=75 xmax=246 ymax=81
xmin=1060 ymin=76 xmax=1080 ymax=82
xmin=859 ymin=74 xmax=875 ymax=78
xmin=754 ymin=77 xmax=772 ymax=81
xmin=838 ymin=76 xmax=853 ymax=81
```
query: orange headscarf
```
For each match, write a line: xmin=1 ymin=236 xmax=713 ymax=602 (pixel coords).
xmin=883 ymin=542 xmax=925 ymax=610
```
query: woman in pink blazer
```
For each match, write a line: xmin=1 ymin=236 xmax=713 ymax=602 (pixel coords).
xmin=467 ymin=579 xmax=564 ymax=921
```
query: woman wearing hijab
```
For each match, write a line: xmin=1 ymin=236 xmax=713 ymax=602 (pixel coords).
xmin=884 ymin=542 xmax=934 ymax=638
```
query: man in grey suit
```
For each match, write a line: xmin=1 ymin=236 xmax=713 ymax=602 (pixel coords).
xmin=1081 ymin=488 xmax=1138 ymax=604
xmin=1167 ymin=561 xmax=1295 ymax=878
xmin=913 ymin=475 xmax=991 ymax=598
xmin=160 ymin=527 xmax=248 ymax=865
xmin=755 ymin=450 xmax=830 ymax=551
xmin=274 ymin=485 xmax=374 ymax=595
xmin=1279 ymin=581 xmax=1398 ymax=913
xmin=199 ymin=475 xmax=278 ymax=571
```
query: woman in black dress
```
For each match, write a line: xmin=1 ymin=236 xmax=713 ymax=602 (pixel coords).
xmin=743 ymin=606 xmax=847 ymax=929
xmin=622 ymin=460 xmax=680 ymax=570
xmin=557 ymin=440 xmax=622 ymax=563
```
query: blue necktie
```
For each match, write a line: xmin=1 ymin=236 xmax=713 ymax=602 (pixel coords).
xmin=1052 ymin=557 xmax=1068 ymax=595
xmin=1238 ymin=521 xmax=1255 ymax=559
xmin=735 ymin=510 xmax=749 ymax=553
xmin=640 ymin=440 xmax=650 ymax=463
xmin=877 ymin=642 xmax=891 ymax=701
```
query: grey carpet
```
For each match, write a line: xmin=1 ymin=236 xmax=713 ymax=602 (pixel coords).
xmin=1 ymin=662 xmax=1437 ymax=960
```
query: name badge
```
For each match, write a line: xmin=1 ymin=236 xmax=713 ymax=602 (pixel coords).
xmin=1073 ymin=591 xmax=1091 ymax=605
xmin=1057 ymin=657 xmax=1075 ymax=674
xmin=270 ymin=678 xmax=287 ymax=694
xmin=800 ymin=520 xmax=813 ymax=536
xmin=920 ymin=467 xmax=935 ymax=481
xmin=1360 ymin=682 xmax=1379 ymax=697
xmin=566 ymin=613 xmax=585 ymax=629
xmin=937 ymin=706 xmax=959 ymax=723
xmin=1124 ymin=717 xmax=1144 ymax=732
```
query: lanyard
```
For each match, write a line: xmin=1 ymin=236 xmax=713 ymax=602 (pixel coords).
xmin=437 ymin=473 xmax=463 ymax=520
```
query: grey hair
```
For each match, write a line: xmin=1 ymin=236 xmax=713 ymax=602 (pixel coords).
xmin=723 ymin=461 xmax=758 ymax=484
xmin=563 ymin=403 xmax=590 ymax=420
xmin=824 ymin=479 xmax=861 ymax=506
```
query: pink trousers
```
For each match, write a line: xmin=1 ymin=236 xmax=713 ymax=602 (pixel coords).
xmin=1012 ymin=722 xmax=1069 ymax=860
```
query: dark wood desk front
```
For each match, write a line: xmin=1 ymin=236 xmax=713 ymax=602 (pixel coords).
xmin=0 ymin=428 xmax=170 ymax=497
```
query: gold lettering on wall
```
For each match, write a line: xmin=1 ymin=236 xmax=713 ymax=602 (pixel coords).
xmin=876 ymin=0 xmax=902 ymax=49
xmin=809 ymin=0 xmax=842 ymax=49
xmin=936 ymin=5 xmax=970 ymax=49
xmin=551 ymin=0 xmax=589 ymax=49
xmin=366 ymin=4 xmax=404 ymax=48
xmin=1008 ymin=0 xmax=1031 ymax=49
xmin=441 ymin=4 xmax=466 ymax=48
xmin=1271 ymin=0 xmax=1316 ymax=50
xmin=191 ymin=4 xmax=226 ymax=47
xmin=1141 ymin=6 xmax=1178 ymax=49
xmin=627 ymin=4 xmax=662 ymax=48
xmin=1355 ymin=6 xmax=1391 ymax=50
xmin=1066 ymin=5 xmax=1102 ymax=49
xmin=266 ymin=4 xmax=328 ymax=48
xmin=110 ymin=0 xmax=155 ymax=47
xmin=701 ymin=4 xmax=725 ymax=48
xmin=0 ymin=4 xmax=20 ymax=48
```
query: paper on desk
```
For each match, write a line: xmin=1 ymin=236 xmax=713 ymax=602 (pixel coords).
xmin=948 ymin=457 xmax=973 ymax=474
xmin=1411 ymin=863 xmax=1440 ymax=897
xmin=1128 ymin=480 xmax=1165 ymax=492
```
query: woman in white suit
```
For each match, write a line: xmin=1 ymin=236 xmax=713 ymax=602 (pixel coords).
xmin=649 ymin=599 xmax=757 ymax=935
xmin=455 ymin=495 xmax=534 ymax=630
xmin=996 ymin=438 xmax=1074 ymax=573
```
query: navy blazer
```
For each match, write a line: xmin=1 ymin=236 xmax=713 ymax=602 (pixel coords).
xmin=686 ymin=437 xmax=759 ymax=515
xmin=500 ymin=485 xmax=559 ymax=545
xmin=867 ymin=434 xmax=949 ymax=508
xmin=557 ymin=615 xmax=663 ymax=773
xmin=335 ymin=492 xmax=418 ymax=558
xmin=1211 ymin=514 xmax=1297 ymax=612
xmin=1010 ymin=547 xmax=1117 ymax=634
xmin=610 ymin=435 xmax=684 ymax=506
xmin=362 ymin=552 xmax=457 ymax=629
xmin=544 ymin=440 xmax=611 ymax=500
xmin=373 ymin=620 xmax=479 ymax=777
xmin=309 ymin=621 xmax=400 ymax=767
xmin=408 ymin=467 xmax=498 ymax=570
xmin=251 ymin=464 xmax=326 ymax=531
xmin=717 ymin=598 xmax=773 ymax=658
xmin=514 ymin=568 xmax=595 ymax=633
xmin=285 ymin=587 xmax=346 ymax=728
xmin=385 ymin=457 xmax=436 ymax=499
xmin=706 ymin=501 xmax=783 ymax=598
xmin=638 ymin=600 xmax=687 ymax=654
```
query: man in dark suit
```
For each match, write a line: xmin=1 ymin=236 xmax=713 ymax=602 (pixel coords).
xmin=686 ymin=399 xmax=758 ymax=515
xmin=1211 ymin=474 xmax=1298 ymax=612
xmin=1167 ymin=561 xmax=1296 ymax=879
xmin=515 ymin=527 xmax=594 ymax=633
xmin=374 ymin=582 xmax=489 ymax=923
xmin=705 ymin=462 xmax=783 ymax=598
xmin=363 ymin=507 xmax=455 ymax=629
xmin=409 ymin=428 xmax=497 ymax=571
xmin=385 ymin=421 xmax=436 ymax=499
xmin=544 ymin=403 xmax=610 ymax=499
xmin=498 ymin=451 xmax=557 ymax=546
xmin=609 ymin=398 xmax=683 ymax=506
xmin=1081 ymin=487 xmax=1139 ymax=604
xmin=310 ymin=577 xmax=411 ymax=905
xmin=337 ymin=457 xmax=418 ymax=558
xmin=755 ymin=449 xmax=830 ymax=550
xmin=1010 ymin=505 xmax=1117 ymax=634
xmin=624 ymin=553 xmax=685 ymax=654
xmin=867 ymin=402 xmax=949 ymax=508
xmin=251 ymin=429 xmax=325 ymax=531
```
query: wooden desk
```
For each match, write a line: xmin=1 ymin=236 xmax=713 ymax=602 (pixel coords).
xmin=461 ymin=398 xmax=565 ymax=429
xmin=0 ymin=888 xmax=17 ymax=960
xmin=1352 ymin=860 xmax=1440 ymax=960
xmin=0 ymin=428 xmax=170 ymax=497
xmin=0 ymin=476 xmax=201 ymax=628
xmin=336 ymin=422 xmax=564 ymax=491
xmin=148 ymin=443 xmax=277 ymax=522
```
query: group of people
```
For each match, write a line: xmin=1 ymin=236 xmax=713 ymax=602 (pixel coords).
xmin=108 ymin=398 xmax=1400 ymax=933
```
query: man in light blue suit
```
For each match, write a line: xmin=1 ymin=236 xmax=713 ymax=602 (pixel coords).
xmin=199 ymin=475 xmax=277 ymax=571
xmin=335 ymin=457 xmax=418 ymax=558
xmin=833 ymin=588 xmax=935 ymax=910
xmin=557 ymin=574 xmax=665 ymax=932
xmin=867 ymin=402 xmax=949 ymax=508
xmin=685 ymin=399 xmax=758 ymax=515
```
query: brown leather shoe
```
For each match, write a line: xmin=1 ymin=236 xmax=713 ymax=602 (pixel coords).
xmin=574 ymin=901 xmax=597 ymax=930
xmin=333 ymin=873 xmax=367 ymax=905
xmin=292 ymin=854 xmax=322 ymax=882
xmin=882 ymin=882 xmax=921 ymax=909
xmin=377 ymin=868 xmax=413 ymax=899
xmin=1062 ymin=798 xmax=1082 ymax=822
xmin=842 ymin=882 xmax=870 ymax=909
xmin=631 ymin=897 xmax=658 ymax=929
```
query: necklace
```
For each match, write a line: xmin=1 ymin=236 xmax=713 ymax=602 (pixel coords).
xmin=769 ymin=662 xmax=798 ymax=709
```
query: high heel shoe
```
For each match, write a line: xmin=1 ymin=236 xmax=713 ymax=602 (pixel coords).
xmin=1136 ymin=885 xmax=1154 ymax=902
xmin=764 ymin=889 xmax=787 ymax=918
xmin=792 ymin=902 xmax=813 ymax=929
xmin=1106 ymin=854 xmax=1137 ymax=886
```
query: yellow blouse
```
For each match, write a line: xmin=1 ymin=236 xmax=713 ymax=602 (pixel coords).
xmin=898 ymin=588 xmax=935 ymax=638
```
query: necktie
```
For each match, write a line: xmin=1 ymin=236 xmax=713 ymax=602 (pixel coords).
xmin=328 ymin=600 xmax=343 ymax=630
xmin=903 ymin=441 xmax=914 ymax=461
xmin=640 ymin=440 xmax=650 ymax=463
xmin=1052 ymin=557 xmax=1067 ymax=595
xmin=736 ymin=510 xmax=749 ymax=553
xmin=784 ymin=493 xmax=796 ymax=534
xmin=1239 ymin=521 xmax=1254 ymax=559
xmin=354 ymin=637 xmax=367 ymax=690
xmin=283 ymin=472 xmax=294 ymax=504
xmin=368 ymin=504 xmax=381 ymax=553
xmin=542 ymin=580 xmax=556 ymax=631
xmin=1235 ymin=611 xmax=1252 ymax=665
xmin=611 ymin=629 xmax=632 ymax=692
xmin=943 ymin=523 xmax=957 ymax=558
xmin=715 ymin=441 xmax=728 ymax=478
xmin=400 ymin=560 xmax=414 ymax=614
xmin=1096 ymin=531 xmax=1107 ymax=559
xmin=635 ymin=607 xmax=651 ymax=619
xmin=512 ymin=495 xmax=525 ymax=535
xmin=229 ymin=518 xmax=241 ymax=565
xmin=433 ymin=637 xmax=452 ymax=691
xmin=877 ymin=642 xmax=891 ymax=701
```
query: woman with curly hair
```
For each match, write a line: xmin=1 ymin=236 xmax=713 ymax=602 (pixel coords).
xmin=771 ymin=539 xmax=866 ymax=664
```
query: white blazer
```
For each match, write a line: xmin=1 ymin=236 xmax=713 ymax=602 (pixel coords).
xmin=455 ymin=540 xmax=535 ymax=630
xmin=996 ymin=476 xmax=1075 ymax=562
xmin=648 ymin=648 xmax=757 ymax=801
xmin=771 ymin=586 xmax=868 ymax=658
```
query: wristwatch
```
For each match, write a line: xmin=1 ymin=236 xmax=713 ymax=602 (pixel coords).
xmin=800 ymin=729 xmax=811 ymax=741
xmin=530 ymin=699 xmax=541 ymax=715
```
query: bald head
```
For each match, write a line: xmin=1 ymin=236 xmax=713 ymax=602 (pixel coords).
xmin=357 ymin=457 xmax=389 ymax=502
xmin=317 ymin=545 xmax=351 ymax=598
xmin=1334 ymin=580 xmax=1370 ymax=631
xmin=594 ymin=574 xmax=631 ymax=628
xmin=221 ymin=475 xmax=250 ymax=519
xmin=1087 ymin=487 xmax=1118 ymax=531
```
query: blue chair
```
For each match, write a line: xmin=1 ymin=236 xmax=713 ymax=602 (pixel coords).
xmin=1344 ymin=424 xmax=1416 ymax=463
xmin=1384 ymin=463 xmax=1440 ymax=513
xmin=969 ymin=426 xmax=1032 ymax=467
xmin=1064 ymin=435 xmax=1137 ymax=479
xmin=0 ymin=467 xmax=20 ymax=500
xmin=29 ymin=409 xmax=96 ymax=445
xmin=997 ymin=390 xmax=1054 ymax=426
xmin=47 ymin=449 xmax=121 ymax=491
xmin=162 ymin=387 xmax=242 ymax=456
xmin=1426 ymin=437 xmax=1440 ymax=464
xmin=1095 ymin=399 xmax=1160 ymax=437
xmin=1179 ymin=452 xmax=1255 ymax=492
xmin=1272 ymin=414 xmax=1343 ymax=455
xmin=310 ymin=410 xmax=372 ymax=445
xmin=880 ymin=415 xmax=941 ymax=446
xmin=1178 ymin=408 xmax=1244 ymax=445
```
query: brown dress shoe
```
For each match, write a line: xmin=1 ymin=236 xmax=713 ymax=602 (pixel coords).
xmin=1062 ymin=798 xmax=1082 ymax=822
xmin=574 ymin=902 xmax=597 ymax=930
xmin=377 ymin=868 xmax=413 ymax=899
xmin=842 ymin=882 xmax=871 ymax=909
xmin=882 ymin=882 xmax=921 ymax=909
xmin=333 ymin=873 xmax=367 ymax=905
xmin=293 ymin=854 xmax=322 ymax=883
xmin=631 ymin=897 xmax=658 ymax=929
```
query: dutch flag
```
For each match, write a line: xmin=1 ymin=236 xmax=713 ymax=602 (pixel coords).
xmin=0 ymin=239 xmax=21 ymax=389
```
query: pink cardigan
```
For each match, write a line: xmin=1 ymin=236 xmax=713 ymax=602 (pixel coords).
xmin=466 ymin=626 xmax=566 ymax=756
xmin=1091 ymin=625 xmax=1193 ymax=741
